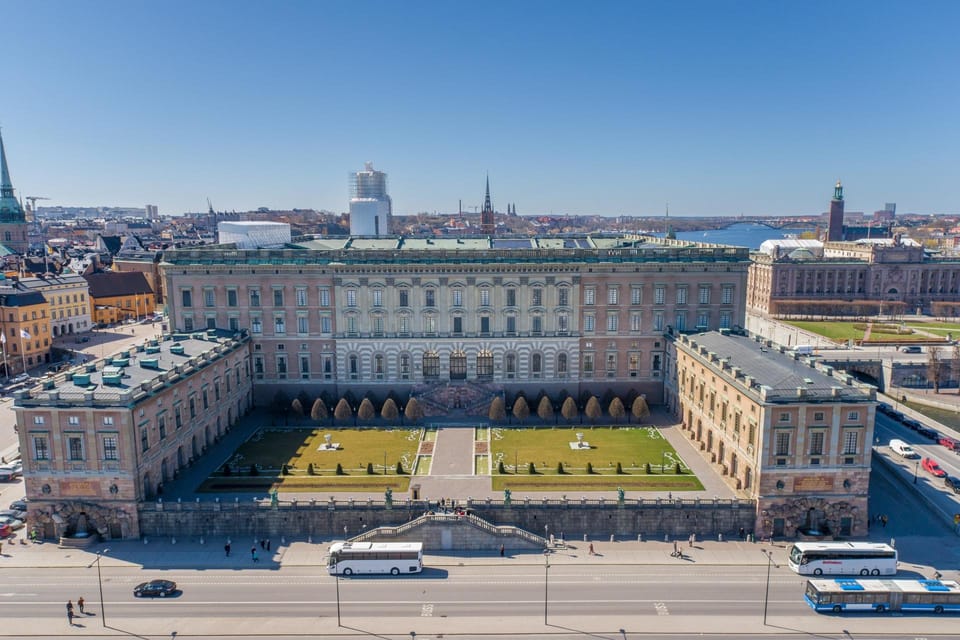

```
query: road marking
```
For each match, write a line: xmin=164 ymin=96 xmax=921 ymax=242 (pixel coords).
xmin=653 ymin=601 xmax=669 ymax=616
xmin=421 ymin=603 xmax=434 ymax=617
xmin=0 ymin=593 xmax=38 ymax=597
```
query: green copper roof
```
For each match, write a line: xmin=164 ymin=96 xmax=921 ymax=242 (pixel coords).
xmin=0 ymin=130 xmax=26 ymax=223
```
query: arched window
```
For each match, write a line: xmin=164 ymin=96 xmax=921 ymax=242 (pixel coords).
xmin=423 ymin=350 xmax=440 ymax=379
xmin=349 ymin=354 xmax=359 ymax=380
xmin=557 ymin=353 xmax=568 ymax=377
xmin=399 ymin=352 xmax=411 ymax=379
xmin=505 ymin=353 xmax=516 ymax=379
xmin=531 ymin=353 xmax=542 ymax=378
xmin=374 ymin=354 xmax=385 ymax=379
xmin=449 ymin=349 xmax=467 ymax=380
xmin=476 ymin=349 xmax=493 ymax=379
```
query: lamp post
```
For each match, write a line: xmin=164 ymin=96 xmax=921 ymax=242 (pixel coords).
xmin=87 ymin=548 xmax=110 ymax=627
xmin=543 ymin=549 xmax=550 ymax=625
xmin=383 ymin=451 xmax=387 ymax=476
xmin=335 ymin=570 xmax=341 ymax=627
xmin=914 ymin=460 xmax=920 ymax=484
xmin=762 ymin=549 xmax=776 ymax=625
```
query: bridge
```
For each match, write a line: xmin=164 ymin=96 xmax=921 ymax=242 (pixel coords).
xmin=712 ymin=217 xmax=820 ymax=231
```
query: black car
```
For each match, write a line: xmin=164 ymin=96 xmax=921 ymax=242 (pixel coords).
xmin=945 ymin=476 xmax=960 ymax=494
xmin=133 ymin=580 xmax=177 ymax=597
xmin=877 ymin=402 xmax=893 ymax=415
xmin=9 ymin=499 xmax=27 ymax=511
xmin=917 ymin=426 xmax=939 ymax=440
xmin=902 ymin=418 xmax=922 ymax=431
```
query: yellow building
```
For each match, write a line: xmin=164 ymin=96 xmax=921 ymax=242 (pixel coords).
xmin=83 ymin=271 xmax=156 ymax=326
xmin=0 ymin=283 xmax=53 ymax=376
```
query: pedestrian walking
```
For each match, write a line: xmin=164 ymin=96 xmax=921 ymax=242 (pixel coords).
xmin=689 ymin=533 xmax=695 ymax=548
xmin=881 ymin=514 xmax=889 ymax=528
xmin=251 ymin=545 xmax=256 ymax=560
xmin=224 ymin=542 xmax=231 ymax=557
xmin=260 ymin=539 xmax=266 ymax=550
xmin=66 ymin=600 xmax=74 ymax=624
xmin=252 ymin=548 xmax=259 ymax=562
xmin=77 ymin=597 xmax=85 ymax=614
xmin=738 ymin=527 xmax=745 ymax=540
xmin=499 ymin=544 xmax=505 ymax=557
xmin=0 ymin=540 xmax=3 ymax=555
xmin=266 ymin=539 xmax=271 ymax=552
xmin=588 ymin=543 xmax=595 ymax=555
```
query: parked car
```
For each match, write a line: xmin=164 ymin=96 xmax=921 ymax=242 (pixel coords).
xmin=0 ymin=509 xmax=24 ymax=522
xmin=903 ymin=418 xmax=922 ymax=431
xmin=945 ymin=476 xmax=960 ymax=494
xmin=923 ymin=457 xmax=948 ymax=477
xmin=0 ymin=515 xmax=24 ymax=530
xmin=134 ymin=580 xmax=178 ymax=597
xmin=9 ymin=499 xmax=27 ymax=511
xmin=75 ymin=336 xmax=90 ymax=343
xmin=0 ymin=467 xmax=20 ymax=482
xmin=939 ymin=436 xmax=960 ymax=452
xmin=877 ymin=402 xmax=893 ymax=416
xmin=10 ymin=373 xmax=29 ymax=384
xmin=917 ymin=426 xmax=939 ymax=440
xmin=901 ymin=345 xmax=923 ymax=353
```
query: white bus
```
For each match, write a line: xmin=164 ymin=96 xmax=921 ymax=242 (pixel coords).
xmin=788 ymin=542 xmax=898 ymax=576
xmin=327 ymin=541 xmax=423 ymax=576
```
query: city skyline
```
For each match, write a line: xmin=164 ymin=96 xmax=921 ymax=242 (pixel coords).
xmin=2 ymin=1 xmax=958 ymax=217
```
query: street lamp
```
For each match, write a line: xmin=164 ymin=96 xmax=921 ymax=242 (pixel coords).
xmin=335 ymin=570 xmax=341 ymax=627
xmin=87 ymin=548 xmax=110 ymax=627
xmin=543 ymin=549 xmax=550 ymax=625
xmin=383 ymin=451 xmax=387 ymax=476
xmin=914 ymin=460 xmax=920 ymax=484
xmin=762 ymin=549 xmax=778 ymax=625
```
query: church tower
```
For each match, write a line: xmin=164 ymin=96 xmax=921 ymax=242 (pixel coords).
xmin=480 ymin=174 xmax=495 ymax=235
xmin=827 ymin=179 xmax=845 ymax=242
xmin=0 ymin=130 xmax=29 ymax=254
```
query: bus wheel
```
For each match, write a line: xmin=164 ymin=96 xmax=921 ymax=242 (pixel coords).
xmin=875 ymin=605 xmax=885 ymax=613
xmin=343 ymin=568 xmax=353 ymax=576
xmin=814 ymin=568 xmax=823 ymax=576
xmin=871 ymin=569 xmax=880 ymax=576
xmin=391 ymin=567 xmax=400 ymax=576
xmin=833 ymin=605 xmax=842 ymax=613
xmin=860 ymin=569 xmax=869 ymax=576
xmin=935 ymin=605 xmax=944 ymax=614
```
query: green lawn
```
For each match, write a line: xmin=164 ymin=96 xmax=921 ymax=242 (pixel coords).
xmin=905 ymin=322 xmax=960 ymax=338
xmin=489 ymin=426 xmax=704 ymax=491
xmin=786 ymin=321 xmax=866 ymax=342
xmin=904 ymin=401 xmax=960 ymax=432
xmin=787 ymin=320 xmax=935 ymax=344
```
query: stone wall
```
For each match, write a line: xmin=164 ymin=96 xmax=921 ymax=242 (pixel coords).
xmin=136 ymin=497 xmax=757 ymax=543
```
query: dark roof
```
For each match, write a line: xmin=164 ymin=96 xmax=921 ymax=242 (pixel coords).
xmin=98 ymin=235 xmax=123 ymax=255
xmin=83 ymin=271 xmax=153 ymax=298
xmin=0 ymin=286 xmax=47 ymax=307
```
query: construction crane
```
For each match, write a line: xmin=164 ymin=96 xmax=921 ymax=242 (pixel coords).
xmin=24 ymin=196 xmax=50 ymax=224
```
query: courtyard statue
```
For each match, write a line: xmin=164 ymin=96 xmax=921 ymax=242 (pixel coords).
xmin=617 ymin=486 xmax=625 ymax=505
xmin=270 ymin=489 xmax=279 ymax=507
xmin=385 ymin=487 xmax=393 ymax=508
xmin=504 ymin=488 xmax=512 ymax=506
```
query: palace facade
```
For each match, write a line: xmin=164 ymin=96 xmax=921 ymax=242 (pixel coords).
xmin=160 ymin=235 xmax=751 ymax=407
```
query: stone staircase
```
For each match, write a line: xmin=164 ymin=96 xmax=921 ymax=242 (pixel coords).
xmin=351 ymin=511 xmax=546 ymax=551
xmin=411 ymin=381 xmax=503 ymax=417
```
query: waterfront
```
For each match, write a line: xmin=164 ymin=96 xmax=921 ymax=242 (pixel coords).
xmin=669 ymin=222 xmax=809 ymax=249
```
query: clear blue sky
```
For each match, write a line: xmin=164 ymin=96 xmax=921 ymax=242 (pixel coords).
xmin=2 ymin=1 xmax=958 ymax=217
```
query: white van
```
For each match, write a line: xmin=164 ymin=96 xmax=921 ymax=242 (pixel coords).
xmin=889 ymin=439 xmax=920 ymax=459
xmin=793 ymin=345 xmax=815 ymax=356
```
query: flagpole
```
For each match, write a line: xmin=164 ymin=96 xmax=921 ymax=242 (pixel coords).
xmin=1 ymin=333 xmax=7 ymax=379
xmin=19 ymin=332 xmax=27 ymax=376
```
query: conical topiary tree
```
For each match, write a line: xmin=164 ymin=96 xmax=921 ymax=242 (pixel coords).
xmin=631 ymin=395 xmax=650 ymax=423
xmin=488 ymin=396 xmax=506 ymax=422
xmin=334 ymin=398 xmax=353 ymax=424
xmin=311 ymin=398 xmax=328 ymax=425
xmin=404 ymin=397 xmax=424 ymax=424
xmin=537 ymin=396 xmax=554 ymax=422
xmin=512 ymin=396 xmax=530 ymax=424
xmin=584 ymin=395 xmax=602 ymax=422
xmin=291 ymin=398 xmax=304 ymax=418
xmin=381 ymin=397 xmax=399 ymax=421
xmin=608 ymin=397 xmax=625 ymax=423
xmin=357 ymin=397 xmax=376 ymax=422
xmin=561 ymin=396 xmax=579 ymax=424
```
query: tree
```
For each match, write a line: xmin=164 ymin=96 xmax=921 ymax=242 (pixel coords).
xmin=272 ymin=391 xmax=290 ymax=424
xmin=528 ymin=461 xmax=536 ymax=474
xmin=631 ymin=395 xmax=650 ymax=423
xmin=307 ymin=462 xmax=315 ymax=475
xmin=488 ymin=396 xmax=506 ymax=422
xmin=366 ymin=462 xmax=374 ymax=475
xmin=404 ymin=397 xmax=424 ymax=424
xmin=584 ymin=396 xmax=602 ymax=422
xmin=334 ymin=398 xmax=353 ymax=423
xmin=608 ymin=397 xmax=625 ymax=423
xmin=561 ymin=397 xmax=579 ymax=424
xmin=381 ymin=398 xmax=399 ymax=421
xmin=537 ymin=396 xmax=554 ymax=422
xmin=335 ymin=463 xmax=344 ymax=476
xmin=928 ymin=346 xmax=944 ymax=393
xmin=512 ymin=396 xmax=530 ymax=424
xmin=310 ymin=398 xmax=328 ymax=424
xmin=358 ymin=397 xmax=376 ymax=421
xmin=291 ymin=398 xmax=304 ymax=418
xmin=557 ymin=461 xmax=565 ymax=474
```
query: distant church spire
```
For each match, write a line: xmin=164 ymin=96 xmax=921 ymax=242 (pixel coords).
xmin=481 ymin=173 xmax=495 ymax=235
xmin=0 ymin=129 xmax=26 ymax=223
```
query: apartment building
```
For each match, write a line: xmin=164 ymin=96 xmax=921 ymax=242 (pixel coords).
xmin=15 ymin=273 xmax=92 ymax=337
xmin=0 ymin=284 xmax=52 ymax=376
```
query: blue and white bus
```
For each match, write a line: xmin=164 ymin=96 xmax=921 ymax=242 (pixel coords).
xmin=804 ymin=578 xmax=960 ymax=614
xmin=788 ymin=542 xmax=898 ymax=576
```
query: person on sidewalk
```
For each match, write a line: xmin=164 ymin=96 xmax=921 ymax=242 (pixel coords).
xmin=224 ymin=541 xmax=231 ymax=557
xmin=66 ymin=601 xmax=74 ymax=625
xmin=499 ymin=544 xmax=505 ymax=557
xmin=266 ymin=539 xmax=271 ymax=552
xmin=588 ymin=543 xmax=595 ymax=555
xmin=77 ymin=597 xmax=85 ymax=614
